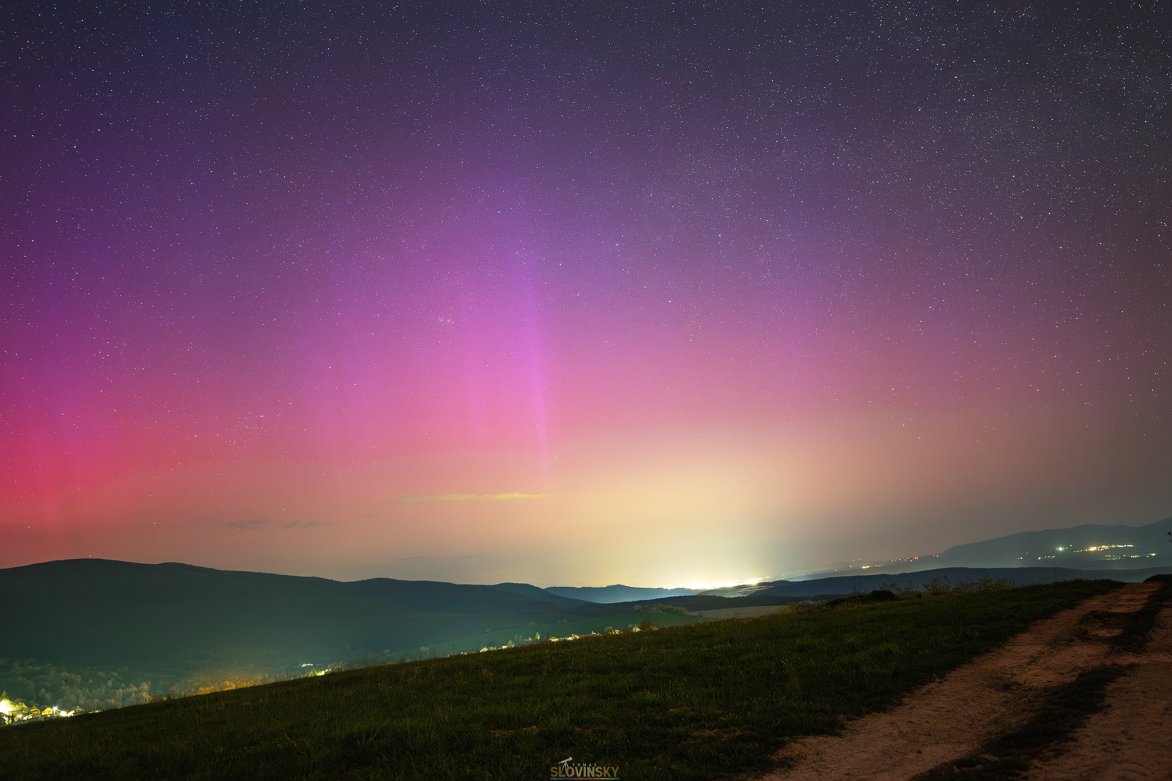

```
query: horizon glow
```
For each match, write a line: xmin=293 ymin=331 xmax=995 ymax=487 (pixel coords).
xmin=2 ymin=3 xmax=1170 ymax=587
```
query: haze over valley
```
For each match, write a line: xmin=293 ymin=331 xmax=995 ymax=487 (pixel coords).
xmin=3 ymin=516 xmax=1168 ymax=721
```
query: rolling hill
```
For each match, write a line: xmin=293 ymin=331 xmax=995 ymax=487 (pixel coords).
xmin=934 ymin=516 xmax=1172 ymax=569
xmin=0 ymin=579 xmax=1129 ymax=781
xmin=3 ymin=514 xmax=1168 ymax=708
xmin=0 ymin=559 xmax=696 ymax=699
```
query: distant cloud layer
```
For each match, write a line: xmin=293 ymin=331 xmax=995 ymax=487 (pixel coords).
xmin=227 ymin=519 xmax=329 ymax=531
xmin=396 ymin=492 xmax=546 ymax=505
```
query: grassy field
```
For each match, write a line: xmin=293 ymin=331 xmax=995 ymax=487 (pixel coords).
xmin=0 ymin=580 xmax=1118 ymax=780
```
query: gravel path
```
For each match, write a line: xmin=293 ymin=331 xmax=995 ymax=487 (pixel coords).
xmin=751 ymin=582 xmax=1167 ymax=781
xmin=1022 ymin=585 xmax=1172 ymax=781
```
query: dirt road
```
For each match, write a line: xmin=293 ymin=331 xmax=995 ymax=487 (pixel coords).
xmin=752 ymin=581 xmax=1172 ymax=781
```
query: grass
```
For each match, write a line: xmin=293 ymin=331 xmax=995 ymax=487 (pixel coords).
xmin=0 ymin=580 xmax=1119 ymax=781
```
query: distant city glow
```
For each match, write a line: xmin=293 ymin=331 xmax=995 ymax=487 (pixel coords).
xmin=1034 ymin=543 xmax=1159 ymax=563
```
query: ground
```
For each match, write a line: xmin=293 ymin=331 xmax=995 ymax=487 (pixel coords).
xmin=752 ymin=581 xmax=1172 ymax=781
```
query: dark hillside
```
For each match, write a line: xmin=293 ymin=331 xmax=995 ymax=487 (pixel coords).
xmin=0 ymin=580 xmax=1121 ymax=781
xmin=935 ymin=517 xmax=1172 ymax=569
xmin=0 ymin=560 xmax=688 ymax=685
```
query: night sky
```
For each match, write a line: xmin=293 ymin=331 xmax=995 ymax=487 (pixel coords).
xmin=2 ymin=2 xmax=1170 ymax=587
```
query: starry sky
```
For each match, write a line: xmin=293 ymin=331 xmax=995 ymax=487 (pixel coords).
xmin=2 ymin=1 xmax=1170 ymax=587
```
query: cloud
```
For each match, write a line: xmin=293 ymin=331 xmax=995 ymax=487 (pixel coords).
xmin=281 ymin=520 xmax=329 ymax=529
xmin=226 ymin=518 xmax=329 ymax=530
xmin=395 ymin=492 xmax=547 ymax=505
xmin=226 ymin=519 xmax=267 ymax=530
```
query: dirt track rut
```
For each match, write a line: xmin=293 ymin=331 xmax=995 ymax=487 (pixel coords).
xmin=752 ymin=582 xmax=1171 ymax=781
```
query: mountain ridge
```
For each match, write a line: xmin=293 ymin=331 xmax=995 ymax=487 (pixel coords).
xmin=933 ymin=516 xmax=1172 ymax=569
